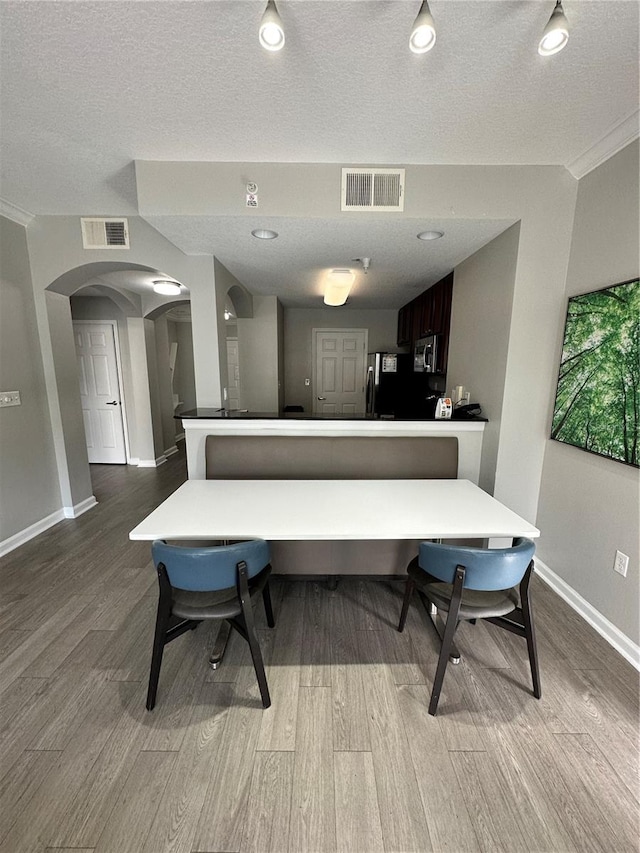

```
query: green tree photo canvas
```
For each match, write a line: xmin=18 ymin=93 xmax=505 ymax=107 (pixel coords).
xmin=552 ymin=278 xmax=640 ymax=467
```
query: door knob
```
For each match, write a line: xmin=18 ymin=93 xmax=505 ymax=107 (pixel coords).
xmin=317 ymin=396 xmax=327 ymax=400
xmin=106 ymin=400 xmax=118 ymax=405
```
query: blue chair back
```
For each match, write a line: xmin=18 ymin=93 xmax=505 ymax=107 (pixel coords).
xmin=152 ymin=539 xmax=270 ymax=591
xmin=418 ymin=538 xmax=535 ymax=591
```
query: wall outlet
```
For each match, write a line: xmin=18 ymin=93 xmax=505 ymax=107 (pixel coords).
xmin=613 ymin=550 xmax=629 ymax=577
xmin=0 ymin=390 xmax=21 ymax=407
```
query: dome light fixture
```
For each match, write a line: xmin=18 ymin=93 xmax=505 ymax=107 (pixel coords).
xmin=251 ymin=228 xmax=279 ymax=240
xmin=259 ymin=0 xmax=285 ymax=52
xmin=410 ymin=1 xmax=436 ymax=54
xmin=538 ymin=0 xmax=569 ymax=56
xmin=417 ymin=230 xmax=444 ymax=241
xmin=153 ymin=280 xmax=182 ymax=296
xmin=324 ymin=269 xmax=355 ymax=307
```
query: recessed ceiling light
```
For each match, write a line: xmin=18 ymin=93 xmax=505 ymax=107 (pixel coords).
xmin=417 ymin=230 xmax=444 ymax=241
xmin=251 ymin=229 xmax=279 ymax=240
xmin=153 ymin=280 xmax=182 ymax=296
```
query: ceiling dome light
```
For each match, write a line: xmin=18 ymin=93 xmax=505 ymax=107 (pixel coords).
xmin=417 ymin=230 xmax=444 ymax=241
xmin=251 ymin=228 xmax=279 ymax=239
xmin=259 ymin=0 xmax=285 ymax=51
xmin=153 ymin=280 xmax=182 ymax=296
xmin=538 ymin=1 xmax=569 ymax=56
xmin=324 ymin=269 xmax=355 ymax=307
xmin=410 ymin=1 xmax=436 ymax=54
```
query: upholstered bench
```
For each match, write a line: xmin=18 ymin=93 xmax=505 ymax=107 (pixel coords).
xmin=204 ymin=434 xmax=458 ymax=576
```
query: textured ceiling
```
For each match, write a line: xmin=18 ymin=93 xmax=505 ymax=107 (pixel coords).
xmin=1 ymin=0 xmax=638 ymax=307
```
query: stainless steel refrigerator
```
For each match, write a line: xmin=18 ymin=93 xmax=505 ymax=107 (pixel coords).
xmin=366 ymin=351 xmax=445 ymax=418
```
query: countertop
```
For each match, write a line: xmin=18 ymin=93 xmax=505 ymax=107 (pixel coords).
xmin=177 ymin=408 xmax=486 ymax=422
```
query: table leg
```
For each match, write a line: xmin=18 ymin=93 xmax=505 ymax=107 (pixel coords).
xmin=208 ymin=621 xmax=232 ymax=670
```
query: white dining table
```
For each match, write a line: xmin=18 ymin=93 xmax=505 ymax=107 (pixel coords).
xmin=129 ymin=478 xmax=540 ymax=542
xmin=130 ymin=478 xmax=539 ymax=667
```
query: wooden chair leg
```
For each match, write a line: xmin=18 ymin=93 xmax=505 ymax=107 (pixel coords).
xmin=428 ymin=566 xmax=465 ymax=716
xmin=520 ymin=562 xmax=541 ymax=699
xmin=398 ymin=577 xmax=416 ymax=633
xmin=146 ymin=592 xmax=171 ymax=711
xmin=262 ymin=581 xmax=275 ymax=628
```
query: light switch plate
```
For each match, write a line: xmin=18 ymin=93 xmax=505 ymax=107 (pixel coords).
xmin=0 ymin=391 xmax=21 ymax=407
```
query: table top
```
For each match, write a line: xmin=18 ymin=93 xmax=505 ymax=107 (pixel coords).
xmin=129 ymin=479 xmax=540 ymax=542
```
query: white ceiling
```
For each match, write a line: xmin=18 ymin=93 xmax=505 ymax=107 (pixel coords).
xmin=1 ymin=1 xmax=638 ymax=308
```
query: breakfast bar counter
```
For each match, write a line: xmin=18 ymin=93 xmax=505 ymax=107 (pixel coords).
xmin=179 ymin=409 xmax=486 ymax=483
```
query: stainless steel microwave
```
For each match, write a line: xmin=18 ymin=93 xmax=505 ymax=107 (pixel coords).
xmin=414 ymin=335 xmax=438 ymax=372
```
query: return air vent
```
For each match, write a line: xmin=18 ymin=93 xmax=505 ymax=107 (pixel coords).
xmin=341 ymin=168 xmax=405 ymax=212
xmin=81 ymin=217 xmax=129 ymax=249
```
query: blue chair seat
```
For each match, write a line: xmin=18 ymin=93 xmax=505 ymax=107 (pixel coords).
xmin=398 ymin=538 xmax=540 ymax=715
xmin=146 ymin=539 xmax=275 ymax=711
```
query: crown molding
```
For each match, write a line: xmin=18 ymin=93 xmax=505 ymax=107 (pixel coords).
xmin=567 ymin=110 xmax=640 ymax=180
xmin=0 ymin=197 xmax=35 ymax=227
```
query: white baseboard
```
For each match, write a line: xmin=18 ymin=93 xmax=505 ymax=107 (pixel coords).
xmin=138 ymin=455 xmax=167 ymax=468
xmin=164 ymin=445 xmax=179 ymax=458
xmin=63 ymin=495 xmax=98 ymax=519
xmin=0 ymin=509 xmax=65 ymax=557
xmin=535 ymin=557 xmax=640 ymax=671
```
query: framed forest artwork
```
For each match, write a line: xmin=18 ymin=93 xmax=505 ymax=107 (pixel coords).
xmin=551 ymin=278 xmax=639 ymax=467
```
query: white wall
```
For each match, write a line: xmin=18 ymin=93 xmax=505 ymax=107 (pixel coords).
xmin=284 ymin=308 xmax=399 ymax=412
xmin=447 ymin=223 xmax=520 ymax=494
xmin=0 ymin=216 xmax=61 ymax=544
xmin=536 ymin=140 xmax=640 ymax=646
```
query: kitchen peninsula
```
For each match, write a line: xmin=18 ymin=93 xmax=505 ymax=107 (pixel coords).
xmin=179 ymin=409 xmax=486 ymax=483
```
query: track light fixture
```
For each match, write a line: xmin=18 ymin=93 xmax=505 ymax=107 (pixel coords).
xmin=410 ymin=1 xmax=436 ymax=54
xmin=259 ymin=0 xmax=285 ymax=52
xmin=538 ymin=0 xmax=569 ymax=56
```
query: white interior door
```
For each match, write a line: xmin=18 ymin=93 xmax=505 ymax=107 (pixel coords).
xmin=313 ymin=329 xmax=367 ymax=415
xmin=74 ymin=322 xmax=127 ymax=463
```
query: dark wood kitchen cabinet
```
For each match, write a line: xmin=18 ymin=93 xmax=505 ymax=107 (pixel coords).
xmin=397 ymin=272 xmax=453 ymax=372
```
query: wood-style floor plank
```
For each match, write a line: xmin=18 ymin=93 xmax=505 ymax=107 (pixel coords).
xmin=0 ymin=446 xmax=637 ymax=853
xmin=334 ymin=750 xmax=384 ymax=853
xmin=288 ymin=685 xmax=336 ymax=853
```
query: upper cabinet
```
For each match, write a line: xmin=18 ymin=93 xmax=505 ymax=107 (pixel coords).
xmin=397 ymin=272 xmax=453 ymax=372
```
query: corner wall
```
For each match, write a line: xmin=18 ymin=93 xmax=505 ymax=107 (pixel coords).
xmin=536 ymin=140 xmax=640 ymax=650
xmin=447 ymin=224 xmax=520 ymax=494
xmin=0 ymin=216 xmax=61 ymax=546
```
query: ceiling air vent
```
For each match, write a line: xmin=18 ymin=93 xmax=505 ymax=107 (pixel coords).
xmin=81 ymin=217 xmax=129 ymax=249
xmin=341 ymin=168 xmax=405 ymax=212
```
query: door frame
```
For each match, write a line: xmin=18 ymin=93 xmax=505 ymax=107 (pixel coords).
xmin=72 ymin=320 xmax=132 ymax=464
xmin=311 ymin=327 xmax=369 ymax=415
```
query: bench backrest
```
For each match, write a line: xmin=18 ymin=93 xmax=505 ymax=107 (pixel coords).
xmin=205 ymin=435 xmax=458 ymax=480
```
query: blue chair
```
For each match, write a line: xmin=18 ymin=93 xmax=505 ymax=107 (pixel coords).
xmin=398 ymin=538 xmax=540 ymax=716
xmin=147 ymin=539 xmax=275 ymax=710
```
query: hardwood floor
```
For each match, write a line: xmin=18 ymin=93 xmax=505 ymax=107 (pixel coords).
xmin=0 ymin=444 xmax=638 ymax=852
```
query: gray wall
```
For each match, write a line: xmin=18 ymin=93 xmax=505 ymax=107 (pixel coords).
xmin=447 ymin=223 xmax=520 ymax=494
xmin=0 ymin=216 xmax=60 ymax=542
xmin=237 ymin=295 xmax=281 ymax=412
xmin=168 ymin=320 xmax=196 ymax=417
xmin=284 ymin=308 xmax=399 ymax=412
xmin=537 ymin=140 xmax=640 ymax=645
